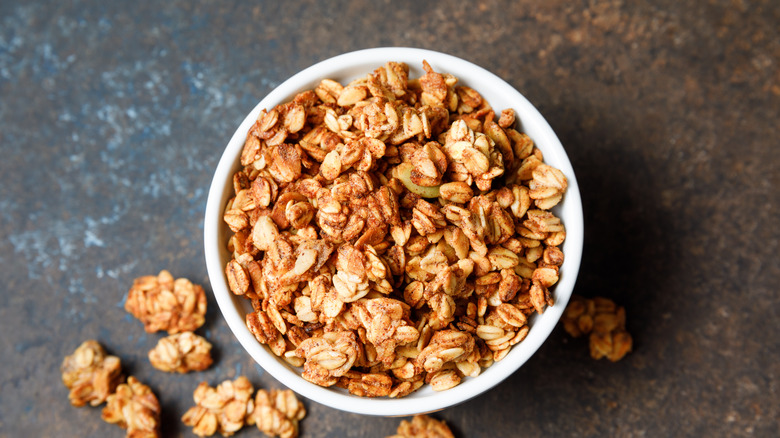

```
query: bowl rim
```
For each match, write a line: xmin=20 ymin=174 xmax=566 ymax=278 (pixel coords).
xmin=204 ymin=47 xmax=584 ymax=416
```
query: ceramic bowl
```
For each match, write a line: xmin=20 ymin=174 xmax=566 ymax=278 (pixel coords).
xmin=204 ymin=47 xmax=583 ymax=416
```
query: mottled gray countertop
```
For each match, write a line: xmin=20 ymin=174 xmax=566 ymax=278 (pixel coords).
xmin=1 ymin=0 xmax=778 ymax=437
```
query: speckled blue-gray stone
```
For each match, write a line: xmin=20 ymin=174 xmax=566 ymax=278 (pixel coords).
xmin=1 ymin=0 xmax=778 ymax=437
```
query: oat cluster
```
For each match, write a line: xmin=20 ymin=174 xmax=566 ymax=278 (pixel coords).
xmin=387 ymin=414 xmax=454 ymax=438
xmin=148 ymin=331 xmax=213 ymax=373
xmin=562 ymin=295 xmax=633 ymax=361
xmin=61 ymin=340 xmax=162 ymax=437
xmin=101 ymin=376 xmax=162 ymax=438
xmin=247 ymin=387 xmax=307 ymax=438
xmin=60 ymin=340 xmax=124 ymax=407
xmin=125 ymin=270 xmax=207 ymax=334
xmin=182 ymin=376 xmax=255 ymax=437
xmin=181 ymin=376 xmax=306 ymax=438
xmin=223 ymin=60 xmax=569 ymax=396
xmin=62 ymin=270 xmax=214 ymax=436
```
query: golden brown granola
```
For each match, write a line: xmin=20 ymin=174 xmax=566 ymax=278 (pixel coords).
xmin=223 ymin=61 xmax=569 ymax=396
xmin=181 ymin=376 xmax=255 ymax=437
xmin=148 ymin=331 xmax=213 ymax=373
xmin=60 ymin=340 xmax=124 ymax=407
xmin=562 ymin=295 xmax=633 ymax=361
xmin=387 ymin=414 xmax=455 ymax=438
xmin=101 ymin=376 xmax=161 ymax=438
xmin=125 ymin=270 xmax=207 ymax=334
xmin=247 ymin=388 xmax=306 ymax=438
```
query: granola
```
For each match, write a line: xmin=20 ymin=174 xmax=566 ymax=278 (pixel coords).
xmin=223 ymin=61 xmax=569 ymax=396
xmin=148 ymin=331 xmax=213 ymax=373
xmin=247 ymin=388 xmax=306 ymax=438
xmin=61 ymin=340 xmax=124 ymax=407
xmin=125 ymin=270 xmax=207 ymax=334
xmin=181 ymin=376 xmax=255 ymax=437
xmin=562 ymin=295 xmax=633 ymax=361
xmin=387 ymin=414 xmax=455 ymax=438
xmin=101 ymin=376 xmax=161 ymax=438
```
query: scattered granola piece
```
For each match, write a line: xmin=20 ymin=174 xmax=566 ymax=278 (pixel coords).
xmin=60 ymin=340 xmax=124 ymax=407
xmin=148 ymin=331 xmax=213 ymax=373
xmin=181 ymin=376 xmax=254 ymax=437
xmin=247 ymin=388 xmax=306 ymax=438
xmin=562 ymin=295 xmax=633 ymax=361
xmin=101 ymin=376 xmax=161 ymax=438
xmin=387 ymin=414 xmax=455 ymax=438
xmin=125 ymin=270 xmax=207 ymax=334
xmin=561 ymin=295 xmax=594 ymax=338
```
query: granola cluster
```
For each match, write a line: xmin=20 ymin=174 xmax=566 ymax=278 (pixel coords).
xmin=247 ymin=388 xmax=307 ymax=438
xmin=181 ymin=376 xmax=307 ymax=438
xmin=388 ymin=414 xmax=454 ymax=438
xmin=60 ymin=340 xmax=124 ymax=407
xmin=61 ymin=340 xmax=162 ymax=437
xmin=63 ymin=270 xmax=215 ymax=436
xmin=148 ymin=331 xmax=213 ymax=373
xmin=562 ymin=295 xmax=632 ymax=361
xmin=101 ymin=376 xmax=161 ymax=438
xmin=182 ymin=376 xmax=255 ymax=437
xmin=224 ymin=61 xmax=568 ymax=396
xmin=125 ymin=270 xmax=207 ymax=334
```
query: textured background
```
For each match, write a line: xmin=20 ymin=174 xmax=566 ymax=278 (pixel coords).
xmin=1 ymin=0 xmax=778 ymax=436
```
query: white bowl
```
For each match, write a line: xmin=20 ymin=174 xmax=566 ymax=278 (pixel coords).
xmin=204 ymin=47 xmax=583 ymax=416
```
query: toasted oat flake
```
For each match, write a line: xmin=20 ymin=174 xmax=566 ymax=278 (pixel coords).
xmin=224 ymin=61 xmax=569 ymax=397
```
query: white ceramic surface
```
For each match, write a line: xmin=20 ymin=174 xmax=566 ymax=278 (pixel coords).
xmin=204 ymin=47 xmax=584 ymax=416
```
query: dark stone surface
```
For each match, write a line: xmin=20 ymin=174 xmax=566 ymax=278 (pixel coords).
xmin=1 ymin=0 xmax=777 ymax=436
